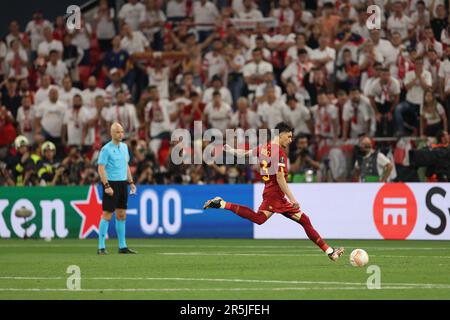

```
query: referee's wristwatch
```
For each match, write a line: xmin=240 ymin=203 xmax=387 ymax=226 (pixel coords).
xmin=103 ymin=182 xmax=111 ymax=189
xmin=128 ymin=180 xmax=135 ymax=185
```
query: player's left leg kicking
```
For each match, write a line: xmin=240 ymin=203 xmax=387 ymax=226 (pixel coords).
xmin=203 ymin=197 xmax=344 ymax=261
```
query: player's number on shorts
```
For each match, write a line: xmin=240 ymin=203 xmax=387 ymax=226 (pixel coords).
xmin=261 ymin=160 xmax=270 ymax=182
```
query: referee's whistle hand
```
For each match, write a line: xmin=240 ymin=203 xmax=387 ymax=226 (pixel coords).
xmin=105 ymin=187 xmax=114 ymax=196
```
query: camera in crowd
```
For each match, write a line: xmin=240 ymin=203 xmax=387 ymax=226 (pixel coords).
xmin=409 ymin=131 xmax=450 ymax=182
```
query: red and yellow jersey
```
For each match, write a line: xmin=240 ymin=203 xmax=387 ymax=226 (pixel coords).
xmin=253 ymin=143 xmax=288 ymax=198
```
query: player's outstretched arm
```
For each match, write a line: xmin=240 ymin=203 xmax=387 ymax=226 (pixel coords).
xmin=276 ymin=170 xmax=299 ymax=209
xmin=223 ymin=144 xmax=252 ymax=157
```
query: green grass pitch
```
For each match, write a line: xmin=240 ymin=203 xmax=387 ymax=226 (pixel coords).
xmin=1 ymin=239 xmax=449 ymax=300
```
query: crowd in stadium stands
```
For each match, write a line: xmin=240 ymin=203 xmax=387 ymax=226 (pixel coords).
xmin=1 ymin=0 xmax=450 ymax=186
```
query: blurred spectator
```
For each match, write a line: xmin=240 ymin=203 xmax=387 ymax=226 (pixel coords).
xmin=103 ymin=90 xmax=139 ymax=140
xmin=45 ymin=49 xmax=68 ymax=86
xmin=271 ymin=0 xmax=294 ymax=27
xmin=53 ymin=16 xmax=67 ymax=42
xmin=289 ymin=134 xmax=320 ymax=178
xmin=282 ymin=96 xmax=312 ymax=139
xmin=282 ymin=48 xmax=313 ymax=100
xmin=204 ymin=90 xmax=232 ymax=132
xmin=36 ymin=141 xmax=62 ymax=185
xmin=94 ymin=0 xmax=116 ymax=52
xmin=311 ymin=91 xmax=340 ymax=141
xmin=203 ymin=75 xmax=232 ymax=106
xmin=203 ymin=38 xmax=227 ymax=84
xmin=62 ymin=33 xmax=83 ymax=84
xmin=1 ymin=77 xmax=22 ymax=118
xmin=105 ymin=68 xmax=130 ymax=106
xmin=166 ymin=0 xmax=189 ymax=22
xmin=119 ymin=0 xmax=146 ymax=31
xmin=82 ymin=76 xmax=106 ymax=109
xmin=342 ymin=87 xmax=372 ymax=140
xmin=34 ymin=74 xmax=52 ymax=106
xmin=310 ymin=36 xmax=336 ymax=77
xmin=35 ymin=87 xmax=67 ymax=159
xmin=62 ymin=94 xmax=88 ymax=148
xmin=366 ymin=67 xmax=401 ymax=137
xmin=70 ymin=16 xmax=93 ymax=66
xmin=0 ymin=102 xmax=16 ymax=157
xmin=6 ymin=135 xmax=38 ymax=185
xmin=144 ymin=86 xmax=173 ymax=158
xmin=395 ymin=57 xmax=432 ymax=135
xmin=5 ymin=40 xmax=29 ymax=80
xmin=193 ymin=0 xmax=220 ymax=42
xmin=6 ymin=20 xmax=30 ymax=51
xmin=420 ymin=89 xmax=448 ymax=137
xmin=37 ymin=26 xmax=63 ymax=58
xmin=147 ymin=57 xmax=171 ymax=99
xmin=387 ymin=0 xmax=413 ymax=41
xmin=16 ymin=96 xmax=36 ymax=144
xmin=238 ymin=0 xmax=263 ymax=20
xmin=139 ymin=0 xmax=166 ymax=50
xmin=25 ymin=11 xmax=52 ymax=55
xmin=243 ymin=48 xmax=273 ymax=98
xmin=354 ymin=136 xmax=394 ymax=182
xmin=180 ymin=91 xmax=205 ymax=133
xmin=230 ymin=97 xmax=260 ymax=131
xmin=336 ymin=48 xmax=361 ymax=91
xmin=59 ymin=76 xmax=82 ymax=108
xmin=257 ymin=86 xmax=284 ymax=129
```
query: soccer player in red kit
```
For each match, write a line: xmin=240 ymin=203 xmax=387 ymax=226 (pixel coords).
xmin=203 ymin=122 xmax=344 ymax=261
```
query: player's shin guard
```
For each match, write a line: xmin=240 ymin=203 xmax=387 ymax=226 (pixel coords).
xmin=224 ymin=202 xmax=268 ymax=225
xmin=115 ymin=219 xmax=127 ymax=249
xmin=98 ymin=218 xmax=109 ymax=249
xmin=298 ymin=213 xmax=331 ymax=253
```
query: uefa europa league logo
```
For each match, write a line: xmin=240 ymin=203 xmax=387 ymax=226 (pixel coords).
xmin=366 ymin=5 xmax=382 ymax=30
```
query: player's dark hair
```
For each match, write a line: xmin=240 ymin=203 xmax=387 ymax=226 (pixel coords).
xmin=274 ymin=122 xmax=293 ymax=135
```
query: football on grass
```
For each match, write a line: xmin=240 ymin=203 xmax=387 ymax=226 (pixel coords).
xmin=350 ymin=249 xmax=369 ymax=267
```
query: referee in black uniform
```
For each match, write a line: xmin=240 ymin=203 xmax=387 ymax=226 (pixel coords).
xmin=97 ymin=122 xmax=137 ymax=254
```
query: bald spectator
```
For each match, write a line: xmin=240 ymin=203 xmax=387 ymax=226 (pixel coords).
xmin=35 ymin=87 xmax=67 ymax=158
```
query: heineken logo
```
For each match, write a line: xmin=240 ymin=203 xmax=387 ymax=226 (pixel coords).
xmin=71 ymin=185 xmax=103 ymax=239
xmin=0 ymin=186 xmax=101 ymax=239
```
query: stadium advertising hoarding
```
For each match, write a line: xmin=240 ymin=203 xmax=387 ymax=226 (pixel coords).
xmin=1 ymin=183 xmax=449 ymax=240
xmin=0 ymin=185 xmax=254 ymax=239
xmin=254 ymin=183 xmax=450 ymax=240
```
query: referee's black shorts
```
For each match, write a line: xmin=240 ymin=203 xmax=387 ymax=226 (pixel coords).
xmin=102 ymin=181 xmax=128 ymax=212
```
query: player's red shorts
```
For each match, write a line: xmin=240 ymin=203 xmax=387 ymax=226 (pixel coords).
xmin=258 ymin=193 xmax=301 ymax=215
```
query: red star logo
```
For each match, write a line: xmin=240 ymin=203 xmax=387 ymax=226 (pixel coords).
xmin=71 ymin=185 xmax=103 ymax=239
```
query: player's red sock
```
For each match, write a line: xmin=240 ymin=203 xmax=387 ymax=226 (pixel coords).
xmin=224 ymin=202 xmax=268 ymax=225
xmin=298 ymin=213 xmax=330 ymax=253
